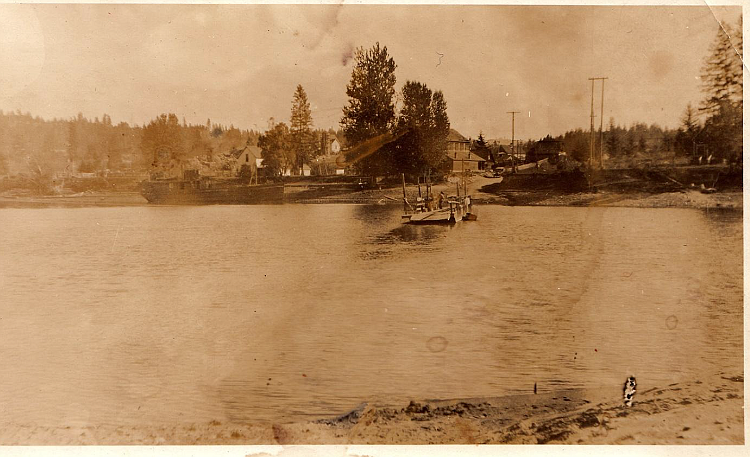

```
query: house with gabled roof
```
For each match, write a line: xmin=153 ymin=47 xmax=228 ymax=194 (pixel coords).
xmin=320 ymin=131 xmax=345 ymax=156
xmin=444 ymin=129 xmax=486 ymax=172
xmin=231 ymin=144 xmax=262 ymax=176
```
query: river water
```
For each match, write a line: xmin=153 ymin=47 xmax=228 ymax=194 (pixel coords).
xmin=0 ymin=204 xmax=743 ymax=426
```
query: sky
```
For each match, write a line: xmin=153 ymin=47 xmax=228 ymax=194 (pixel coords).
xmin=0 ymin=2 xmax=742 ymax=141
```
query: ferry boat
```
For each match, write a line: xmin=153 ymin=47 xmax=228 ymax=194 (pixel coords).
xmin=406 ymin=197 xmax=470 ymax=224
xmin=401 ymin=173 xmax=476 ymax=225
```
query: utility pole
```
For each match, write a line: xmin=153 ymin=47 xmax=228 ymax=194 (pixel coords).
xmin=599 ymin=78 xmax=606 ymax=168
xmin=507 ymin=111 xmax=520 ymax=173
xmin=588 ymin=79 xmax=595 ymax=169
xmin=588 ymin=77 xmax=608 ymax=169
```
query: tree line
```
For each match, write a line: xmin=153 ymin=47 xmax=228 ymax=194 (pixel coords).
xmin=550 ymin=18 xmax=742 ymax=167
xmin=2 ymin=20 xmax=738 ymax=182
xmin=0 ymin=110 xmax=266 ymax=177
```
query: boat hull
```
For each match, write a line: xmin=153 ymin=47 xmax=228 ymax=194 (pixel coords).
xmin=405 ymin=197 xmax=477 ymax=225
xmin=140 ymin=180 xmax=284 ymax=205
xmin=406 ymin=208 xmax=457 ymax=225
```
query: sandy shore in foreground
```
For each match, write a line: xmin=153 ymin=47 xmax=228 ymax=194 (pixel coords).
xmin=1 ymin=372 xmax=742 ymax=445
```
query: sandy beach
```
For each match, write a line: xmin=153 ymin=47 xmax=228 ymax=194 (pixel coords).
xmin=0 ymin=372 xmax=741 ymax=445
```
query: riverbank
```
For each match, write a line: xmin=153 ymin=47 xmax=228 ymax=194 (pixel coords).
xmin=0 ymin=179 xmax=742 ymax=211
xmin=0 ymin=191 xmax=148 ymax=208
xmin=281 ymin=173 xmax=743 ymax=210
xmin=488 ymin=189 xmax=743 ymax=210
xmin=0 ymin=372 xmax=742 ymax=445
xmin=291 ymin=178 xmax=742 ymax=211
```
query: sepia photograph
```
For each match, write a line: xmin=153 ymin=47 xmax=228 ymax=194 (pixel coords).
xmin=0 ymin=0 xmax=744 ymax=450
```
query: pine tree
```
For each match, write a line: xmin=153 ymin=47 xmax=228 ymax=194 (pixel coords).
xmin=67 ymin=120 xmax=79 ymax=166
xmin=699 ymin=19 xmax=743 ymax=161
xmin=0 ymin=118 xmax=7 ymax=175
xmin=700 ymin=20 xmax=743 ymax=116
xmin=341 ymin=42 xmax=397 ymax=174
xmin=682 ymin=103 xmax=699 ymax=135
xmin=637 ymin=135 xmax=648 ymax=155
xmin=475 ymin=132 xmax=487 ymax=149
xmin=290 ymin=84 xmax=314 ymax=175
xmin=623 ymin=129 xmax=636 ymax=156
xmin=605 ymin=118 xmax=620 ymax=157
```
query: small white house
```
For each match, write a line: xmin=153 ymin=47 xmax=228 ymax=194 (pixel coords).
xmin=320 ymin=132 xmax=343 ymax=156
xmin=232 ymin=145 xmax=262 ymax=175
xmin=329 ymin=138 xmax=341 ymax=155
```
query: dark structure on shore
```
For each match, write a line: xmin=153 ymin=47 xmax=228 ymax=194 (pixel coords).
xmin=525 ymin=136 xmax=563 ymax=164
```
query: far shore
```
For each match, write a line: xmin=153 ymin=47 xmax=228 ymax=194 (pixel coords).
xmin=0 ymin=190 xmax=741 ymax=212
xmin=0 ymin=372 xmax=742 ymax=445
xmin=0 ymin=174 xmax=742 ymax=211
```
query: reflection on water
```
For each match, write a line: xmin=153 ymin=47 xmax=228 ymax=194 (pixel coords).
xmin=364 ymin=224 xmax=448 ymax=261
xmin=0 ymin=204 xmax=742 ymax=426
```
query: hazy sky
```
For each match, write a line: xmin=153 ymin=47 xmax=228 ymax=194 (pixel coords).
xmin=0 ymin=3 xmax=742 ymax=141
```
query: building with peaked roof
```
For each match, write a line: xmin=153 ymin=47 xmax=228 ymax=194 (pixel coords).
xmin=445 ymin=129 xmax=486 ymax=172
xmin=320 ymin=132 xmax=343 ymax=156
xmin=231 ymin=144 xmax=262 ymax=176
xmin=314 ymin=131 xmax=348 ymax=175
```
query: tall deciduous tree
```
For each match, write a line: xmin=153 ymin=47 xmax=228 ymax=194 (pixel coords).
xmin=290 ymin=84 xmax=314 ymax=175
xmin=341 ymin=42 xmax=397 ymax=174
xmin=394 ymin=81 xmax=433 ymax=174
xmin=391 ymin=82 xmax=451 ymax=175
xmin=429 ymin=90 xmax=450 ymax=168
xmin=258 ymin=122 xmax=291 ymax=177
xmin=141 ymin=113 xmax=185 ymax=171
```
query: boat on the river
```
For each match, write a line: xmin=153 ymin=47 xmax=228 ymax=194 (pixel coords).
xmin=141 ymin=169 xmax=284 ymax=205
xmin=406 ymin=198 xmax=469 ymax=224
xmin=401 ymin=173 xmax=476 ymax=225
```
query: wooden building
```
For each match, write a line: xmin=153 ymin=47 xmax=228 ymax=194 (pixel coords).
xmin=444 ymin=129 xmax=486 ymax=172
